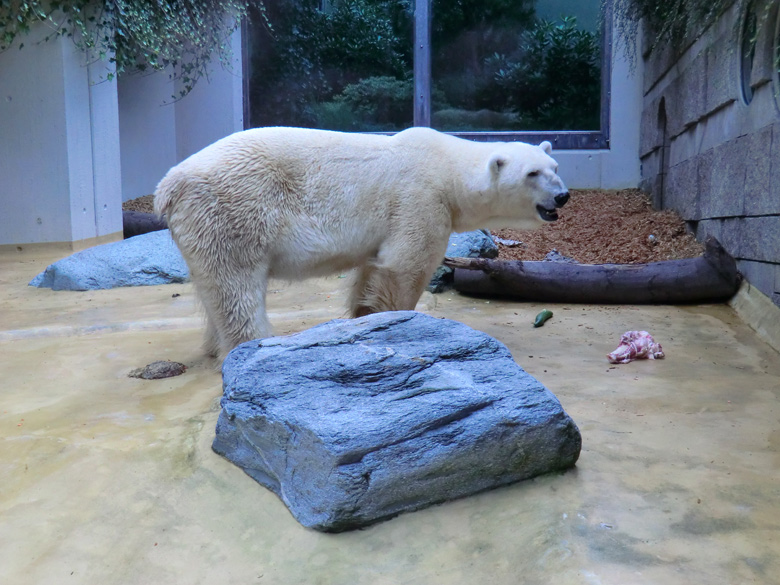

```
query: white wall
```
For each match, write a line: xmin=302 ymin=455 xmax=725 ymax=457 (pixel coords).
xmin=118 ymin=72 xmax=179 ymax=201
xmin=0 ymin=21 xmax=123 ymax=246
xmin=553 ymin=19 xmax=644 ymax=190
xmin=119 ymin=28 xmax=244 ymax=202
xmin=88 ymin=59 xmax=124 ymax=239
xmin=174 ymin=29 xmax=245 ymax=162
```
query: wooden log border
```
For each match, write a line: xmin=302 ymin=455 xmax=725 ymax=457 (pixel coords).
xmin=443 ymin=236 xmax=741 ymax=304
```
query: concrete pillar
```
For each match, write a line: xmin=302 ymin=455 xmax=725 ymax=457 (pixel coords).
xmin=0 ymin=21 xmax=123 ymax=249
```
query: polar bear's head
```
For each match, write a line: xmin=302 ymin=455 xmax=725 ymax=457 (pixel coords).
xmin=485 ymin=140 xmax=569 ymax=229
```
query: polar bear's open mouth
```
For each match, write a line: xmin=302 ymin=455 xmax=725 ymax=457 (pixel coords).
xmin=536 ymin=205 xmax=559 ymax=222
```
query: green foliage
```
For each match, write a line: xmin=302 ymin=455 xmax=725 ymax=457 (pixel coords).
xmin=610 ymin=0 xmax=772 ymax=60
xmin=309 ymin=76 xmax=412 ymax=131
xmin=432 ymin=107 xmax=522 ymax=132
xmin=430 ymin=15 xmax=600 ymax=131
xmin=0 ymin=0 xmax=251 ymax=97
xmin=249 ymin=0 xmax=413 ymax=128
xmin=248 ymin=0 xmax=601 ymax=132
xmin=432 ymin=0 xmax=535 ymax=46
xmin=263 ymin=0 xmax=410 ymax=83
xmin=337 ymin=76 xmax=412 ymax=129
xmin=491 ymin=17 xmax=601 ymax=130
xmin=610 ymin=0 xmax=731 ymax=48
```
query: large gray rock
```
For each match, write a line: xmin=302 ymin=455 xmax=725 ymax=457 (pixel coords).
xmin=212 ymin=311 xmax=581 ymax=532
xmin=29 ymin=229 xmax=188 ymax=291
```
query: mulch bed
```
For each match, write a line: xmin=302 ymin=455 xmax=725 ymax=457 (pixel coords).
xmin=123 ymin=194 xmax=155 ymax=214
xmin=493 ymin=189 xmax=704 ymax=264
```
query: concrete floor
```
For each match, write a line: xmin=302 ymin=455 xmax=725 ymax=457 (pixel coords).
xmin=2 ymin=249 xmax=779 ymax=585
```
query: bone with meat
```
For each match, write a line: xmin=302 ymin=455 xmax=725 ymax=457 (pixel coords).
xmin=607 ymin=331 xmax=665 ymax=364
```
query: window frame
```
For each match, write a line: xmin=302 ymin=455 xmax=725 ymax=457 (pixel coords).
xmin=413 ymin=0 xmax=612 ymax=149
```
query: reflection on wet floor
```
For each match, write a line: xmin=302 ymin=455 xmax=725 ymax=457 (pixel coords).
xmin=1 ymin=250 xmax=779 ymax=584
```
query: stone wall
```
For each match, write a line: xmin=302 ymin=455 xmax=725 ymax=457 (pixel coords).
xmin=639 ymin=0 xmax=780 ymax=307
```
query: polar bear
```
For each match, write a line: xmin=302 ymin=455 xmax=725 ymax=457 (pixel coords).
xmin=154 ymin=126 xmax=569 ymax=360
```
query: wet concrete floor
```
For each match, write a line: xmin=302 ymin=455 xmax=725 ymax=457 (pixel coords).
xmin=1 ymin=250 xmax=779 ymax=585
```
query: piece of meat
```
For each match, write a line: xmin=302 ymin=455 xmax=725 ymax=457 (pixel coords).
xmin=607 ymin=331 xmax=665 ymax=364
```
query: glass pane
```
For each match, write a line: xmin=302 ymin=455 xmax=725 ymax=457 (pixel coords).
xmin=247 ymin=0 xmax=414 ymax=131
xmin=430 ymin=0 xmax=602 ymax=132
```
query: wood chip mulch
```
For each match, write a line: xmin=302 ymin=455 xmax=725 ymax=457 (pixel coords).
xmin=122 ymin=194 xmax=155 ymax=214
xmin=493 ymin=189 xmax=704 ymax=264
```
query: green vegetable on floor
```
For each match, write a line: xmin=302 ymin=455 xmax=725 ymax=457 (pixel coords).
xmin=533 ymin=309 xmax=553 ymax=327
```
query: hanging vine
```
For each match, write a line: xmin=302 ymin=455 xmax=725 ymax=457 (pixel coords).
xmin=610 ymin=0 xmax=733 ymax=48
xmin=0 ymin=0 xmax=258 ymax=97
xmin=607 ymin=0 xmax=773 ymax=60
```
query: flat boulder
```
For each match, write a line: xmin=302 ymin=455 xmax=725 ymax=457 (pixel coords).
xmin=212 ymin=311 xmax=581 ymax=532
xmin=29 ymin=229 xmax=188 ymax=291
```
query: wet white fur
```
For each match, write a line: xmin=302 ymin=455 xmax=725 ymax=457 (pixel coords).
xmin=154 ymin=126 xmax=568 ymax=360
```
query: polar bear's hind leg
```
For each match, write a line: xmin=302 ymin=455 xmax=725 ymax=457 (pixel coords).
xmin=196 ymin=262 xmax=272 ymax=360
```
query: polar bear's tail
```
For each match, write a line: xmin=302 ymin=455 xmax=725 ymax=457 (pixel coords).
xmin=153 ymin=168 xmax=184 ymax=219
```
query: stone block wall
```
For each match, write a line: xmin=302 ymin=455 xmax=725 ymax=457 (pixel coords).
xmin=639 ymin=0 xmax=780 ymax=306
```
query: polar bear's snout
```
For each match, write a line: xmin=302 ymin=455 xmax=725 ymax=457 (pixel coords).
xmin=536 ymin=190 xmax=570 ymax=222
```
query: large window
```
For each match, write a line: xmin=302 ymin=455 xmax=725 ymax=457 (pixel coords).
xmin=245 ymin=0 xmax=609 ymax=148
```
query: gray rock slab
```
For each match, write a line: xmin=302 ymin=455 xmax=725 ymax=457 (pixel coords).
xmin=29 ymin=229 xmax=188 ymax=291
xmin=212 ymin=311 xmax=581 ymax=532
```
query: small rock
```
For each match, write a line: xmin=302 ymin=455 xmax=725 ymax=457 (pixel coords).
xmin=493 ymin=236 xmax=524 ymax=247
xmin=129 ymin=360 xmax=187 ymax=380
xmin=544 ymin=248 xmax=577 ymax=263
xmin=446 ymin=229 xmax=499 ymax=259
xmin=426 ymin=264 xmax=455 ymax=294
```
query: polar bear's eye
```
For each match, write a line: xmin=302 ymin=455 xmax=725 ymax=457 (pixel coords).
xmin=528 ymin=170 xmax=540 ymax=178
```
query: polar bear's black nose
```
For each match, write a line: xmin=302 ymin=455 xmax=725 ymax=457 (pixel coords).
xmin=554 ymin=192 xmax=570 ymax=208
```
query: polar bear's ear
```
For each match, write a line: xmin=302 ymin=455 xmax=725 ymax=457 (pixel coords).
xmin=540 ymin=141 xmax=553 ymax=155
xmin=489 ymin=155 xmax=508 ymax=175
